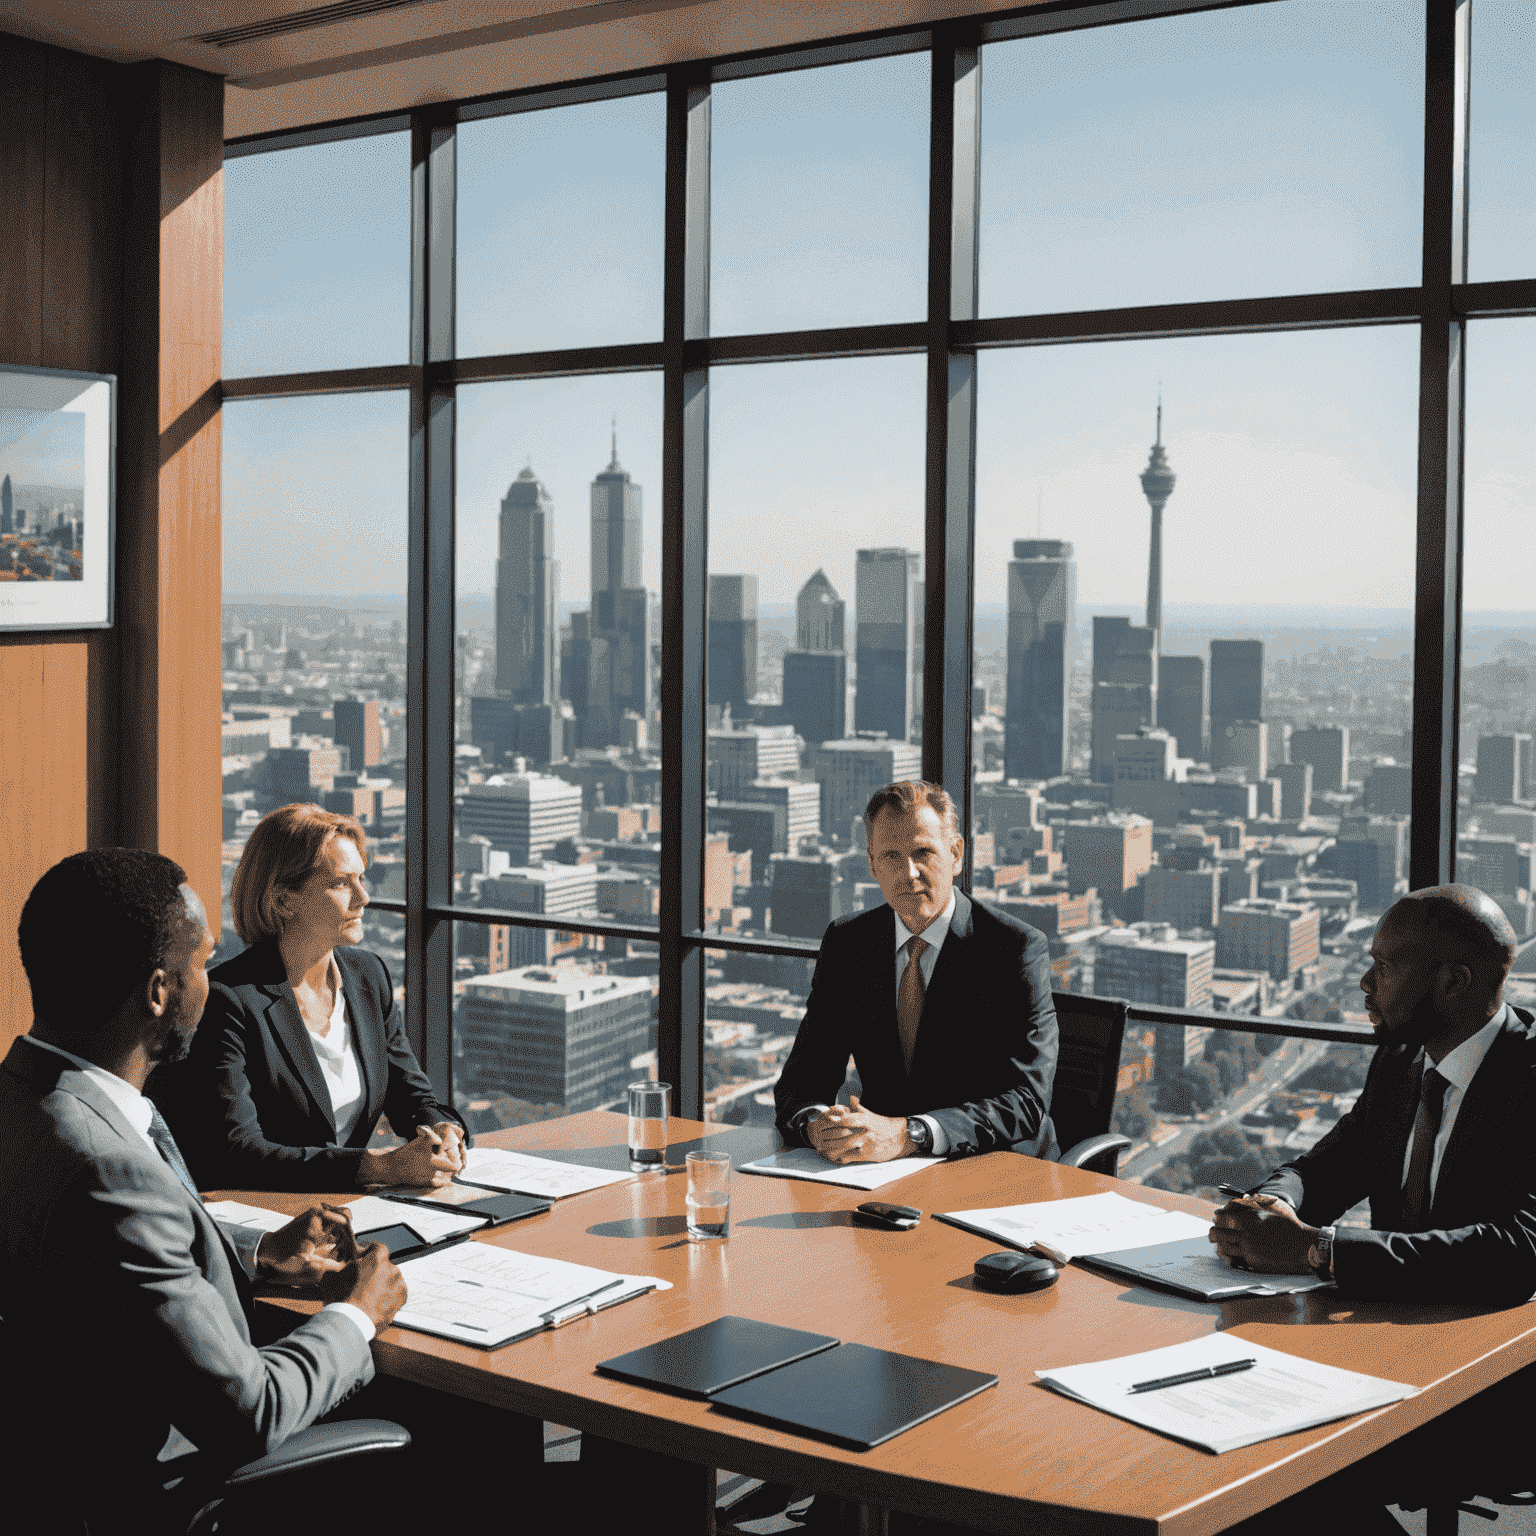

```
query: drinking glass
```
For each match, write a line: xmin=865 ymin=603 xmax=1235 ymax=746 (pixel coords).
xmin=685 ymin=1149 xmax=731 ymax=1240
xmin=627 ymin=1081 xmax=670 ymax=1171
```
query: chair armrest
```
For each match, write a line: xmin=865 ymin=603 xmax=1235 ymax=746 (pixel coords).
xmin=1058 ymin=1133 xmax=1132 ymax=1177
xmin=223 ymin=1421 xmax=411 ymax=1489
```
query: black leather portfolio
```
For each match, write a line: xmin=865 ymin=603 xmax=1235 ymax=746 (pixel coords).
xmin=596 ymin=1315 xmax=840 ymax=1398
xmin=710 ymin=1341 xmax=999 ymax=1450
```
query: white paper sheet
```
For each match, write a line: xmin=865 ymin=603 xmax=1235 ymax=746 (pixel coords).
xmin=739 ymin=1146 xmax=942 ymax=1191
xmin=202 ymin=1199 xmax=291 ymax=1233
xmin=459 ymin=1147 xmax=635 ymax=1199
xmin=1088 ymin=1237 xmax=1330 ymax=1299
xmin=938 ymin=1191 xmax=1213 ymax=1263
xmin=390 ymin=1242 xmax=670 ymax=1348
xmin=344 ymin=1193 xmax=487 ymax=1245
xmin=1036 ymin=1333 xmax=1416 ymax=1454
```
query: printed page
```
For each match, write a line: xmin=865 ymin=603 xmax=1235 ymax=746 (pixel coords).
xmin=460 ymin=1146 xmax=636 ymax=1198
xmin=1090 ymin=1238 xmax=1329 ymax=1298
xmin=939 ymin=1191 xmax=1212 ymax=1262
xmin=345 ymin=1193 xmax=486 ymax=1245
xmin=739 ymin=1145 xmax=942 ymax=1191
xmin=1036 ymin=1334 xmax=1415 ymax=1454
xmin=202 ymin=1199 xmax=291 ymax=1233
xmin=390 ymin=1242 xmax=669 ymax=1348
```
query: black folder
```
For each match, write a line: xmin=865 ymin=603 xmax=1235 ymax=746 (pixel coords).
xmin=596 ymin=1316 xmax=839 ymax=1399
xmin=710 ymin=1341 xmax=999 ymax=1450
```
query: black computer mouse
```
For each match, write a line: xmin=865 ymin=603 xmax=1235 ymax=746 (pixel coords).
xmin=973 ymin=1251 xmax=1059 ymax=1293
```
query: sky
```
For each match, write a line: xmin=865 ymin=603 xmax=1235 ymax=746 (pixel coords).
xmin=221 ymin=0 xmax=1534 ymax=620
xmin=0 ymin=409 xmax=84 ymax=492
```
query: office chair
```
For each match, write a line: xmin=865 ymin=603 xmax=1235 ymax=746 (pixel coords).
xmin=1048 ymin=991 xmax=1134 ymax=1177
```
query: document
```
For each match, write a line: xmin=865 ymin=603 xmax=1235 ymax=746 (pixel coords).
xmin=203 ymin=1199 xmax=291 ymax=1233
xmin=739 ymin=1146 xmax=942 ymax=1191
xmin=345 ymin=1193 xmax=487 ymax=1245
xmin=1084 ymin=1237 xmax=1331 ymax=1300
xmin=390 ymin=1242 xmax=671 ymax=1349
xmin=937 ymin=1191 xmax=1213 ymax=1263
xmin=1036 ymin=1333 xmax=1416 ymax=1454
xmin=459 ymin=1146 xmax=636 ymax=1199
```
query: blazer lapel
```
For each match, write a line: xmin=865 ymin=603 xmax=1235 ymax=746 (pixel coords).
xmin=1375 ymin=1046 xmax=1424 ymax=1230
xmin=260 ymin=981 xmax=338 ymax=1139
xmin=862 ymin=906 xmax=906 ymax=1089
xmin=1430 ymin=1010 xmax=1526 ymax=1220
xmin=336 ymin=949 xmax=383 ymax=1145
xmin=906 ymin=891 xmax=971 ymax=1081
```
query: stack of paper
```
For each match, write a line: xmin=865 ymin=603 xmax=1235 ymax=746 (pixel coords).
xmin=1036 ymin=1333 xmax=1416 ymax=1454
xmin=203 ymin=1199 xmax=291 ymax=1233
xmin=459 ymin=1146 xmax=635 ymax=1199
xmin=937 ymin=1191 xmax=1213 ymax=1263
xmin=345 ymin=1193 xmax=488 ymax=1244
xmin=739 ymin=1146 xmax=942 ymax=1191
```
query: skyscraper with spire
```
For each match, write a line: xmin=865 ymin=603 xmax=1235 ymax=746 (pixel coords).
xmin=1140 ymin=401 xmax=1176 ymax=638
xmin=783 ymin=568 xmax=848 ymax=746
xmin=494 ymin=465 xmax=558 ymax=703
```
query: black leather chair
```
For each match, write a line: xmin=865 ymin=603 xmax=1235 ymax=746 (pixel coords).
xmin=1048 ymin=991 xmax=1134 ymax=1176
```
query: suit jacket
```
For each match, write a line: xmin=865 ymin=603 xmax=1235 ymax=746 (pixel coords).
xmin=156 ymin=941 xmax=465 ymax=1191
xmin=1254 ymin=1005 xmax=1536 ymax=1304
xmin=0 ymin=1039 xmax=373 ymax=1532
xmin=773 ymin=892 xmax=1059 ymax=1159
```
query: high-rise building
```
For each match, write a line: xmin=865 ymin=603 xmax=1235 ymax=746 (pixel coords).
xmin=770 ymin=852 xmax=851 ymax=938
xmin=1209 ymin=639 xmax=1263 ymax=756
xmin=333 ymin=698 xmax=381 ymax=770
xmin=708 ymin=574 xmax=758 ymax=712
xmin=1217 ymin=898 xmax=1320 ymax=984
xmin=1212 ymin=720 xmax=1268 ymax=781
xmin=494 ymin=465 xmax=559 ymax=704
xmin=267 ymin=746 xmax=346 ymax=803
xmin=1456 ymin=835 xmax=1534 ymax=898
xmin=570 ymin=434 xmax=650 ymax=747
xmin=807 ymin=737 xmax=921 ymax=834
xmin=458 ymin=966 xmax=651 ymax=1110
xmin=738 ymin=778 xmax=821 ymax=850
xmin=1144 ymin=864 xmax=1222 ymax=931
xmin=1290 ymin=725 xmax=1351 ymax=795
xmin=974 ymin=781 xmax=1044 ymax=847
xmin=1004 ymin=539 xmax=1076 ymax=781
xmin=0 ymin=473 xmax=11 ymax=536
xmin=1365 ymin=763 xmax=1412 ymax=816
xmin=707 ymin=724 xmax=799 ymax=797
xmin=1475 ymin=734 xmax=1532 ymax=805
xmin=782 ymin=650 xmax=846 ymax=746
xmin=1273 ymin=761 xmax=1313 ymax=821
xmin=1061 ymin=814 xmax=1153 ymax=918
xmin=796 ymin=569 xmax=845 ymax=652
xmin=457 ymin=770 xmax=583 ymax=865
xmin=1095 ymin=925 xmax=1213 ymax=1011
xmin=1158 ymin=654 xmax=1203 ymax=762
xmin=1139 ymin=404 xmax=1176 ymax=636
xmin=854 ymin=547 xmax=921 ymax=743
xmin=1091 ymin=617 xmax=1157 ymax=782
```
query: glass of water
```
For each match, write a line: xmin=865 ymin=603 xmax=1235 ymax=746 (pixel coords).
xmin=627 ymin=1080 xmax=670 ymax=1171
xmin=685 ymin=1149 xmax=731 ymax=1241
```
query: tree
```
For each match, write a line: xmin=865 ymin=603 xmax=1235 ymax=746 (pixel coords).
xmin=1160 ymin=1065 xmax=1218 ymax=1115
xmin=1253 ymin=1032 xmax=1284 ymax=1056
xmin=1112 ymin=1086 xmax=1154 ymax=1142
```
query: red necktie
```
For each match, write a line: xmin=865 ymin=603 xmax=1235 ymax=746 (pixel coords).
xmin=897 ymin=937 xmax=928 ymax=1074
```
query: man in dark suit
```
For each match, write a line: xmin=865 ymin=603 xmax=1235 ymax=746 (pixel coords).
xmin=774 ymin=779 xmax=1058 ymax=1163
xmin=0 ymin=850 xmax=406 ymax=1533
xmin=1210 ymin=884 xmax=1536 ymax=1304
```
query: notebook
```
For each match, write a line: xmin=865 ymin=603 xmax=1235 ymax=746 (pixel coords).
xmin=596 ymin=1315 xmax=840 ymax=1398
xmin=710 ymin=1342 xmax=999 ymax=1450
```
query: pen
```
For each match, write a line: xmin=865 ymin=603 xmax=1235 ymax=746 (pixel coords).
xmin=540 ymin=1278 xmax=624 ymax=1325
xmin=1129 ymin=1359 xmax=1257 ymax=1394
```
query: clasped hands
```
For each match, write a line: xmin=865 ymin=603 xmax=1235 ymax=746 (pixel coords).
xmin=806 ymin=1096 xmax=913 ymax=1164
xmin=358 ymin=1120 xmax=466 ymax=1189
xmin=1208 ymin=1193 xmax=1322 ymax=1274
xmin=255 ymin=1202 xmax=360 ymax=1285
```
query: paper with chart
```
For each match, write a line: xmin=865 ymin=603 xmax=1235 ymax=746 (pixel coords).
xmin=936 ymin=1191 xmax=1213 ymax=1263
xmin=459 ymin=1146 xmax=635 ymax=1199
xmin=345 ymin=1193 xmax=487 ymax=1245
xmin=203 ymin=1199 xmax=291 ymax=1233
xmin=1036 ymin=1332 xmax=1416 ymax=1454
xmin=740 ymin=1145 xmax=943 ymax=1191
xmin=390 ymin=1242 xmax=671 ymax=1348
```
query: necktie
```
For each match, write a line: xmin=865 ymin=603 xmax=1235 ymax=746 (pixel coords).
xmin=1401 ymin=1063 xmax=1450 ymax=1232
xmin=897 ymin=936 xmax=928 ymax=1074
xmin=146 ymin=1101 xmax=201 ymax=1203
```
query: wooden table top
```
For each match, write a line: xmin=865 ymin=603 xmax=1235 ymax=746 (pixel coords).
xmin=224 ymin=1111 xmax=1536 ymax=1536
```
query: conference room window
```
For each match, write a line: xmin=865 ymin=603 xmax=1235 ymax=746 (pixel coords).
xmin=219 ymin=391 xmax=411 ymax=970
xmin=223 ymin=130 xmax=411 ymax=377
xmin=977 ymin=0 xmax=1424 ymax=316
xmin=1467 ymin=0 xmax=1535 ymax=284
xmin=709 ymin=51 xmax=929 ymax=335
xmin=452 ymin=919 xmax=659 ymax=1132
xmin=1457 ymin=321 xmax=1536 ymax=958
xmin=456 ymin=92 xmax=665 ymax=353
xmin=454 ymin=373 xmax=664 ymax=930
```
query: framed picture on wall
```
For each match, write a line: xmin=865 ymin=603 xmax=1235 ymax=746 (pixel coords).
xmin=0 ymin=363 xmax=115 ymax=631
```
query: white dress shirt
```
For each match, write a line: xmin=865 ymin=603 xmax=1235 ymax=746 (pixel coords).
xmin=23 ymin=1033 xmax=374 ymax=1343
xmin=1400 ymin=1004 xmax=1508 ymax=1201
xmin=307 ymin=968 xmax=368 ymax=1146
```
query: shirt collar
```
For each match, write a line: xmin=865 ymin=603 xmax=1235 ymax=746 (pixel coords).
xmin=894 ymin=888 xmax=958 ymax=954
xmin=23 ymin=1033 xmax=154 ymax=1141
xmin=1430 ymin=1004 xmax=1508 ymax=1094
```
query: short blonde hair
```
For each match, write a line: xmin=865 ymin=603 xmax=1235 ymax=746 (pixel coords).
xmin=863 ymin=780 xmax=960 ymax=843
xmin=231 ymin=804 xmax=369 ymax=945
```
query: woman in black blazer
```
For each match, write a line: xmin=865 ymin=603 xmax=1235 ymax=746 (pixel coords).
xmin=162 ymin=803 xmax=468 ymax=1191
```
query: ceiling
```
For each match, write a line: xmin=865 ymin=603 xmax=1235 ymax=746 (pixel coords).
xmin=0 ymin=0 xmax=1069 ymax=140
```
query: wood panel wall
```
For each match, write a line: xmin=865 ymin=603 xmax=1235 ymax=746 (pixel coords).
xmin=0 ymin=33 xmax=223 ymax=1054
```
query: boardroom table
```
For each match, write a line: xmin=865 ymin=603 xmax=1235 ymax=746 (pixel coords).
xmin=222 ymin=1110 xmax=1536 ymax=1536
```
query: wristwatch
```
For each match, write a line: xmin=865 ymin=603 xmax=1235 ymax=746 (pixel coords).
xmin=906 ymin=1116 xmax=933 ymax=1155
xmin=1309 ymin=1225 xmax=1337 ymax=1280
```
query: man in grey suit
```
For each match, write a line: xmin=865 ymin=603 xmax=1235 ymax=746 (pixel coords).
xmin=0 ymin=849 xmax=406 ymax=1534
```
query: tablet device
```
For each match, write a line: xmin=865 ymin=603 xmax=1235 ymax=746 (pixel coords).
xmin=597 ymin=1316 xmax=839 ymax=1399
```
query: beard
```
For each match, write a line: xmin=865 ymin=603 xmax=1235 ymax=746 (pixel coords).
xmin=1372 ymin=980 xmax=1442 ymax=1054
xmin=148 ymin=1007 xmax=199 ymax=1066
